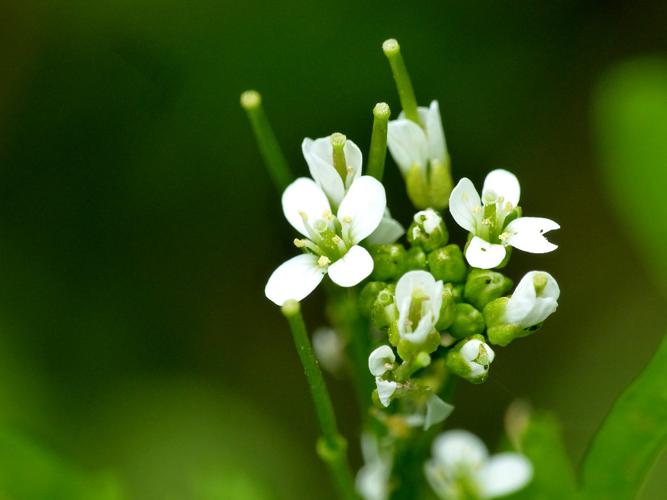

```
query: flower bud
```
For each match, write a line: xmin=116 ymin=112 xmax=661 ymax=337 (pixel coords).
xmin=370 ymin=244 xmax=406 ymax=281
xmin=371 ymin=285 xmax=398 ymax=330
xmin=428 ymin=161 xmax=453 ymax=210
xmin=407 ymin=209 xmax=448 ymax=251
xmin=403 ymin=246 xmax=427 ymax=272
xmin=428 ymin=244 xmax=467 ymax=283
xmin=435 ymin=286 xmax=457 ymax=331
xmin=449 ymin=303 xmax=485 ymax=339
xmin=405 ymin=165 xmax=430 ymax=209
xmin=446 ymin=335 xmax=495 ymax=384
xmin=484 ymin=271 xmax=559 ymax=346
xmin=463 ymin=269 xmax=513 ymax=310
xmin=359 ymin=281 xmax=387 ymax=318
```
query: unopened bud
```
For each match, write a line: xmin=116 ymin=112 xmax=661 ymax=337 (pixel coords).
xmin=446 ymin=335 xmax=495 ymax=384
xmin=408 ymin=209 xmax=449 ymax=251
xmin=463 ymin=269 xmax=513 ymax=310
xmin=449 ymin=303 xmax=485 ymax=339
xmin=428 ymin=244 xmax=467 ymax=283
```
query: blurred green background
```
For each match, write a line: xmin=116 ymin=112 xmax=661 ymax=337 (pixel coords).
xmin=1 ymin=0 xmax=667 ymax=498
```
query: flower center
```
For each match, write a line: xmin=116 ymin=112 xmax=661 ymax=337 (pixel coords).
xmin=294 ymin=210 xmax=356 ymax=264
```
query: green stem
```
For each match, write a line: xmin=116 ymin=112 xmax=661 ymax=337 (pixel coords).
xmin=281 ymin=300 xmax=359 ymax=500
xmin=367 ymin=103 xmax=391 ymax=181
xmin=240 ymin=90 xmax=293 ymax=191
xmin=382 ymin=39 xmax=421 ymax=126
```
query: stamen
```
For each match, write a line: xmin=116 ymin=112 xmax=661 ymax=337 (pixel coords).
xmin=293 ymin=239 xmax=306 ymax=248
xmin=317 ymin=256 xmax=331 ymax=268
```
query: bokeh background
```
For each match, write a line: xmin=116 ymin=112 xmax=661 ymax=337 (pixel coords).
xmin=1 ymin=1 xmax=667 ymax=498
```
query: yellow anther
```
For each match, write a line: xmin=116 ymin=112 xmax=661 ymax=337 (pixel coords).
xmin=322 ymin=209 xmax=333 ymax=220
xmin=499 ymin=232 xmax=509 ymax=241
xmin=342 ymin=216 xmax=353 ymax=224
xmin=472 ymin=206 xmax=482 ymax=214
xmin=317 ymin=256 xmax=331 ymax=268
xmin=332 ymin=235 xmax=343 ymax=244
xmin=294 ymin=238 xmax=306 ymax=248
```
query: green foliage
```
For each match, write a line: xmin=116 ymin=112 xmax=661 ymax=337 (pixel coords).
xmin=581 ymin=335 xmax=667 ymax=499
xmin=0 ymin=428 xmax=124 ymax=500
xmin=595 ymin=58 xmax=667 ymax=297
xmin=510 ymin=413 xmax=577 ymax=500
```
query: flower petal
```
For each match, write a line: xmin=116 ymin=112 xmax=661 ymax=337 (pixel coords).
xmin=387 ymin=118 xmax=428 ymax=175
xmin=449 ymin=178 xmax=482 ymax=233
xmin=465 ymin=236 xmax=507 ymax=269
xmin=337 ymin=176 xmax=386 ymax=243
xmin=264 ymin=254 xmax=325 ymax=306
xmin=395 ymin=270 xmax=439 ymax=312
xmin=505 ymin=217 xmax=559 ymax=253
xmin=366 ymin=210 xmax=405 ymax=245
xmin=328 ymin=245 xmax=373 ymax=287
xmin=281 ymin=177 xmax=332 ymax=237
xmin=302 ymin=137 xmax=347 ymax=207
xmin=376 ymin=379 xmax=397 ymax=407
xmin=476 ymin=453 xmax=533 ymax=498
xmin=423 ymin=101 xmax=448 ymax=164
xmin=431 ymin=430 xmax=488 ymax=470
xmin=506 ymin=271 xmax=560 ymax=327
xmin=482 ymin=169 xmax=520 ymax=207
xmin=368 ymin=345 xmax=396 ymax=377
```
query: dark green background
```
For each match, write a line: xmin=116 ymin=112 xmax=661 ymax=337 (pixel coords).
xmin=1 ymin=1 xmax=666 ymax=498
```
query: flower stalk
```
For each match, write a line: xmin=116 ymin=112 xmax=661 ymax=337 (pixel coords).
xmin=382 ymin=39 xmax=421 ymax=125
xmin=367 ymin=102 xmax=391 ymax=181
xmin=240 ymin=90 xmax=293 ymax=191
xmin=281 ymin=300 xmax=359 ymax=500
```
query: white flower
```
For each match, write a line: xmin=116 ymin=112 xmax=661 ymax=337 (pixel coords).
xmin=375 ymin=379 xmax=398 ymax=407
xmin=505 ymin=271 xmax=560 ymax=328
xmin=366 ymin=208 xmax=405 ymax=245
xmin=387 ymin=100 xmax=448 ymax=176
xmin=265 ymin=176 xmax=386 ymax=306
xmin=312 ymin=327 xmax=345 ymax=375
xmin=449 ymin=169 xmax=559 ymax=269
xmin=302 ymin=134 xmax=362 ymax=208
xmin=356 ymin=434 xmax=392 ymax=500
xmin=459 ymin=338 xmax=495 ymax=380
xmin=425 ymin=430 xmax=533 ymax=499
xmin=395 ymin=271 xmax=443 ymax=344
xmin=368 ymin=345 xmax=396 ymax=377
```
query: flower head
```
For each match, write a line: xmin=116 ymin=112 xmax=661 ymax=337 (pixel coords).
xmin=302 ymin=133 xmax=362 ymax=208
xmin=265 ymin=176 xmax=386 ymax=305
xmin=425 ymin=430 xmax=532 ymax=499
xmin=387 ymin=101 xmax=452 ymax=209
xmin=449 ymin=169 xmax=559 ymax=269
xmin=505 ymin=271 xmax=560 ymax=328
xmin=395 ymin=271 xmax=444 ymax=345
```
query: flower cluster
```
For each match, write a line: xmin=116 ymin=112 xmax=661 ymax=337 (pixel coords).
xmin=250 ymin=38 xmax=559 ymax=500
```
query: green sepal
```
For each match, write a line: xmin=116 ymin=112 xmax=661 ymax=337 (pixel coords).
xmin=428 ymin=244 xmax=467 ymax=283
xmin=444 ymin=282 xmax=464 ymax=302
xmin=449 ymin=303 xmax=485 ymax=339
xmin=370 ymin=244 xmax=407 ymax=281
xmin=405 ymin=165 xmax=430 ymax=209
xmin=359 ymin=281 xmax=387 ymax=318
xmin=427 ymin=160 xmax=453 ymax=210
xmin=445 ymin=334 xmax=489 ymax=384
xmin=463 ymin=269 xmax=513 ymax=310
xmin=435 ymin=286 xmax=457 ymax=331
xmin=483 ymin=297 xmax=539 ymax=346
xmin=397 ymin=330 xmax=440 ymax=360
xmin=371 ymin=286 xmax=397 ymax=331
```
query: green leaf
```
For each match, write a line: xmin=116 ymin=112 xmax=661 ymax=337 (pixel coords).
xmin=581 ymin=335 xmax=667 ymax=499
xmin=509 ymin=413 xmax=578 ymax=500
xmin=0 ymin=427 xmax=124 ymax=500
xmin=594 ymin=58 xmax=667 ymax=296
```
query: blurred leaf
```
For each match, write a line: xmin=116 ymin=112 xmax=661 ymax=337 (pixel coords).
xmin=595 ymin=58 xmax=667 ymax=296
xmin=509 ymin=413 xmax=578 ymax=500
xmin=194 ymin=471 xmax=274 ymax=500
xmin=0 ymin=428 xmax=123 ymax=500
xmin=581 ymin=335 xmax=667 ymax=499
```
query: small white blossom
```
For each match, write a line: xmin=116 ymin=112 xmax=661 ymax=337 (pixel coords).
xmin=505 ymin=271 xmax=560 ymax=328
xmin=459 ymin=338 xmax=495 ymax=380
xmin=416 ymin=208 xmax=442 ymax=234
xmin=312 ymin=327 xmax=345 ymax=375
xmin=368 ymin=345 xmax=396 ymax=377
xmin=449 ymin=169 xmax=559 ymax=269
xmin=265 ymin=176 xmax=386 ymax=305
xmin=425 ymin=430 xmax=532 ymax=499
xmin=356 ymin=434 xmax=392 ymax=500
xmin=375 ymin=379 xmax=398 ymax=407
xmin=387 ymin=100 xmax=448 ymax=176
xmin=395 ymin=271 xmax=443 ymax=344
xmin=302 ymin=135 xmax=362 ymax=208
